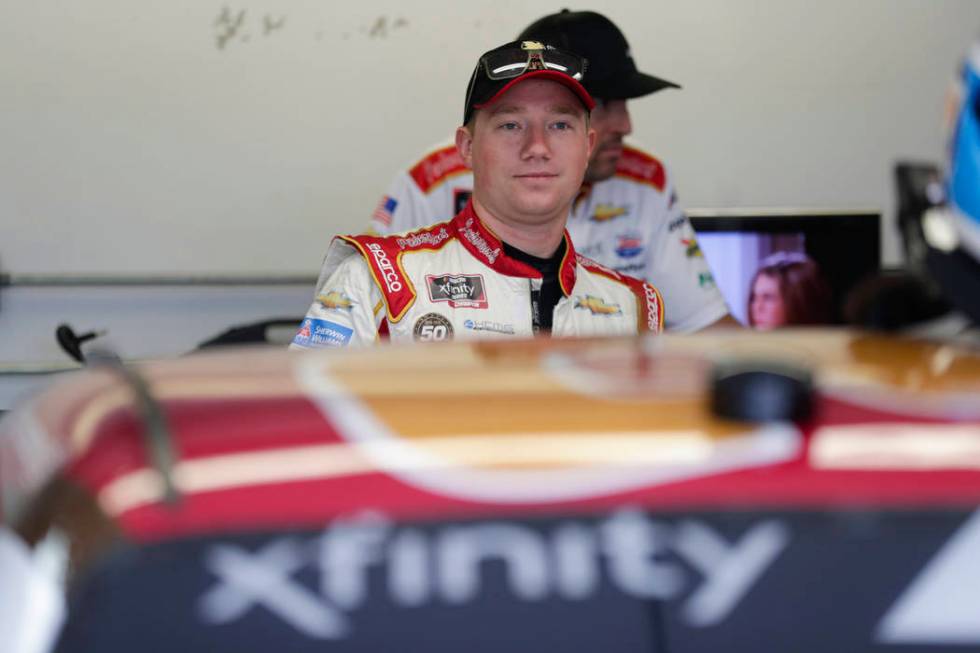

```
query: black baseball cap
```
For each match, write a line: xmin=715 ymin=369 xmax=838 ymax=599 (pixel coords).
xmin=518 ymin=9 xmax=681 ymax=100
xmin=463 ymin=40 xmax=596 ymax=124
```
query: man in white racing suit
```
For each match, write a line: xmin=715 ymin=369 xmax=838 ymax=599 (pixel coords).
xmin=369 ymin=10 xmax=732 ymax=333
xmin=292 ymin=40 xmax=664 ymax=348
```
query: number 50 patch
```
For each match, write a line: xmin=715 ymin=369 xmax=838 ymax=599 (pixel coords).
xmin=413 ymin=313 xmax=454 ymax=342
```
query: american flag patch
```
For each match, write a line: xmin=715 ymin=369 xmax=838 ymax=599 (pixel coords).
xmin=371 ymin=195 xmax=398 ymax=226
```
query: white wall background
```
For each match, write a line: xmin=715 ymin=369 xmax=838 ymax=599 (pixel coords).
xmin=2 ymin=0 xmax=978 ymax=276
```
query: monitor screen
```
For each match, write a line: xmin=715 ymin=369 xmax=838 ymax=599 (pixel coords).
xmin=689 ymin=209 xmax=881 ymax=327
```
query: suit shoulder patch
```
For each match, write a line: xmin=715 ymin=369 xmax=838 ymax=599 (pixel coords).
xmin=341 ymin=233 xmax=415 ymax=322
xmin=409 ymin=145 xmax=469 ymax=193
xmin=615 ymin=145 xmax=667 ymax=191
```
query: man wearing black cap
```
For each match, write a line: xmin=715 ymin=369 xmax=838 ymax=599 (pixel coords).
xmin=368 ymin=10 xmax=732 ymax=332
xmin=293 ymin=40 xmax=664 ymax=348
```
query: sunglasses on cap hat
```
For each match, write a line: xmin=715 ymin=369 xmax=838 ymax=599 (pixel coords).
xmin=463 ymin=40 xmax=594 ymax=123
xmin=481 ymin=40 xmax=587 ymax=80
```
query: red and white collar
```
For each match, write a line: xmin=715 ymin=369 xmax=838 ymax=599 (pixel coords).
xmin=452 ymin=202 xmax=578 ymax=297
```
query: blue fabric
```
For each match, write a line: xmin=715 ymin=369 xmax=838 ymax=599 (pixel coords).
xmin=950 ymin=60 xmax=980 ymax=233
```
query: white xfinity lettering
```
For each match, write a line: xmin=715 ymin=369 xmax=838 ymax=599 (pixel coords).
xmin=197 ymin=509 xmax=789 ymax=640
xmin=198 ymin=538 xmax=349 ymax=638
xmin=366 ymin=243 xmax=403 ymax=292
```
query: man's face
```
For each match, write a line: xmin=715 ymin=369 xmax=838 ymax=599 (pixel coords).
xmin=585 ymin=99 xmax=632 ymax=182
xmin=457 ymin=79 xmax=595 ymax=228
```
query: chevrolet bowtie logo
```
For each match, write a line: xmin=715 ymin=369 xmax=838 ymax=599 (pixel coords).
xmin=575 ymin=295 xmax=622 ymax=316
xmin=591 ymin=205 xmax=628 ymax=222
xmin=317 ymin=290 xmax=355 ymax=311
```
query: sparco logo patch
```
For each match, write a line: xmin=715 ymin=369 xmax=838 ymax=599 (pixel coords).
xmin=366 ymin=243 xmax=403 ymax=292
xmin=426 ymin=274 xmax=488 ymax=309
xmin=413 ymin=313 xmax=454 ymax=342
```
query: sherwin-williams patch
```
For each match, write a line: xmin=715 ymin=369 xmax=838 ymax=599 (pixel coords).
xmin=292 ymin=318 xmax=354 ymax=348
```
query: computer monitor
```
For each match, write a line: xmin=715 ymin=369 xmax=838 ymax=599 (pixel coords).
xmin=689 ymin=209 xmax=881 ymax=326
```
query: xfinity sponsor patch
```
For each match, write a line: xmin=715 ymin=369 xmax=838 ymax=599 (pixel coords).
xmin=614 ymin=234 xmax=644 ymax=258
xmin=426 ymin=274 xmax=488 ymax=309
xmin=413 ymin=313 xmax=454 ymax=342
xmin=574 ymin=295 xmax=622 ymax=316
xmin=590 ymin=204 xmax=628 ymax=222
xmin=316 ymin=290 xmax=355 ymax=312
xmin=292 ymin=318 xmax=353 ymax=348
xmin=464 ymin=319 xmax=515 ymax=335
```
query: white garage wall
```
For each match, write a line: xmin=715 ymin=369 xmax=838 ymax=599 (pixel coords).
xmin=1 ymin=0 xmax=978 ymax=276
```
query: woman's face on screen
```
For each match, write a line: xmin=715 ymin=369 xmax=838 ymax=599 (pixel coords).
xmin=750 ymin=273 xmax=787 ymax=329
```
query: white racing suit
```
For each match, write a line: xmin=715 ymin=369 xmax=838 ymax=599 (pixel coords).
xmin=292 ymin=203 xmax=664 ymax=348
xmin=369 ymin=141 xmax=727 ymax=332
